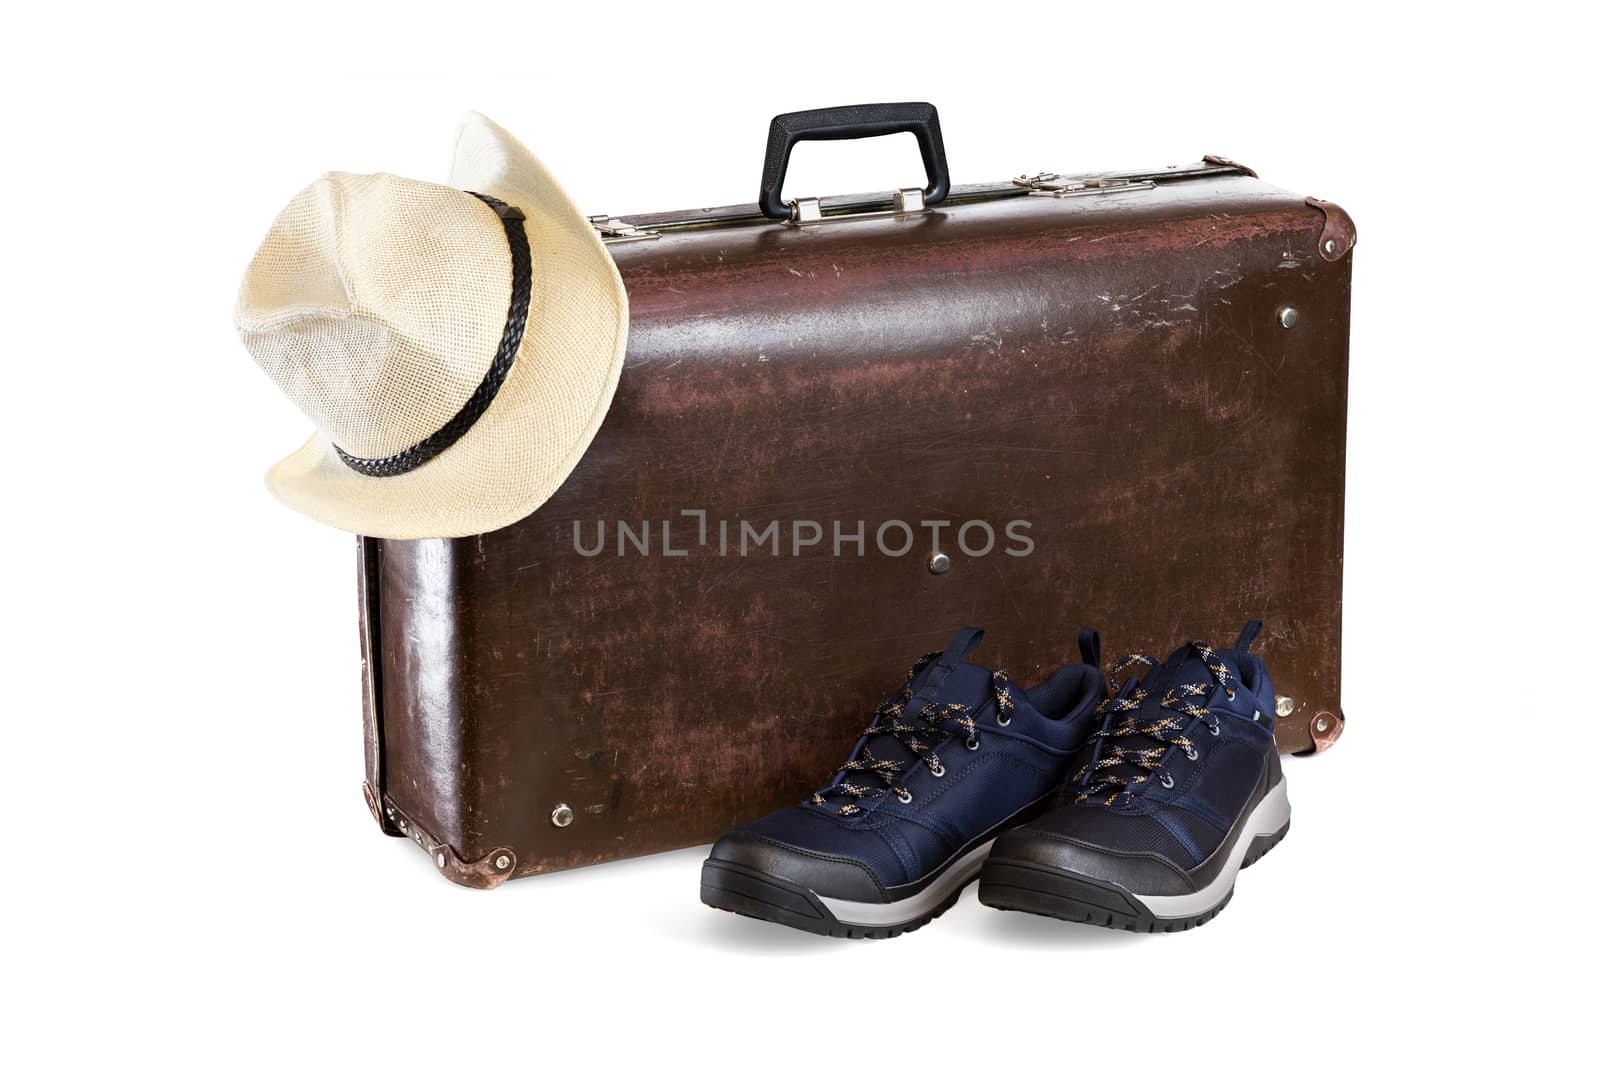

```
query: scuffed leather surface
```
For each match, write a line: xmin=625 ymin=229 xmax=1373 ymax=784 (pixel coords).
xmin=367 ymin=173 xmax=1352 ymax=879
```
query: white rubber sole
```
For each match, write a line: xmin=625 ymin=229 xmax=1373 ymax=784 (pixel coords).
xmin=818 ymin=840 xmax=994 ymax=926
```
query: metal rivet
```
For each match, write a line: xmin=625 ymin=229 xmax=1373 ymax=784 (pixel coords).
xmin=1275 ymin=695 xmax=1296 ymax=716
xmin=384 ymin=806 xmax=394 ymax=817
xmin=494 ymin=855 xmax=511 ymax=870
xmin=928 ymin=552 xmax=951 ymax=575
xmin=1323 ymin=238 xmax=1337 ymax=256
xmin=1315 ymin=714 xmax=1332 ymax=733
xmin=397 ymin=820 xmax=406 ymax=832
xmin=1277 ymin=306 xmax=1299 ymax=329
xmin=435 ymin=853 xmax=446 ymax=869
xmin=551 ymin=803 xmax=575 ymax=828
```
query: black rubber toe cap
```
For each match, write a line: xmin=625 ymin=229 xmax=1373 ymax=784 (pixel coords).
xmin=986 ymin=826 xmax=1195 ymax=897
xmin=707 ymin=830 xmax=889 ymax=902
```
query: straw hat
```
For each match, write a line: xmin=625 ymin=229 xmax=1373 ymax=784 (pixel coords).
xmin=235 ymin=113 xmax=628 ymax=539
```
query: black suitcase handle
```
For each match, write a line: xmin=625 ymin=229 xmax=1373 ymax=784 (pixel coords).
xmin=758 ymin=102 xmax=951 ymax=220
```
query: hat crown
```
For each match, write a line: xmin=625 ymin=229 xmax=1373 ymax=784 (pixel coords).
xmin=236 ymin=171 xmax=512 ymax=460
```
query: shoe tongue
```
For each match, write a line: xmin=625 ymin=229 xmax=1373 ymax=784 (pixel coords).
xmin=1132 ymin=644 xmax=1238 ymax=710
xmin=906 ymin=625 xmax=1011 ymax=716
xmin=907 ymin=656 xmax=995 ymax=715
xmin=831 ymin=628 xmax=1001 ymax=796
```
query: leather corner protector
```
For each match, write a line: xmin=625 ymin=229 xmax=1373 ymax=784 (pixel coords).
xmin=1306 ymin=197 xmax=1357 ymax=261
xmin=435 ymin=843 xmax=519 ymax=890
xmin=1293 ymin=708 xmax=1345 ymax=757
xmin=1202 ymin=153 xmax=1258 ymax=178
xmin=382 ymin=795 xmax=517 ymax=889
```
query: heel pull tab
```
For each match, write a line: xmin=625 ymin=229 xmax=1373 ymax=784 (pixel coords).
xmin=910 ymin=627 xmax=984 ymax=713
xmin=1234 ymin=619 xmax=1265 ymax=651
xmin=1077 ymin=627 xmax=1102 ymax=669
xmin=938 ymin=626 xmax=985 ymax=669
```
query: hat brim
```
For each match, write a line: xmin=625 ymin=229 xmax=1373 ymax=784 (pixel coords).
xmin=262 ymin=113 xmax=628 ymax=540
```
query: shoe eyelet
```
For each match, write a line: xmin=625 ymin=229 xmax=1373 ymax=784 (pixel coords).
xmin=996 ymin=711 xmax=1012 ymax=727
xmin=1158 ymin=773 xmax=1174 ymax=789
xmin=896 ymin=789 xmax=914 ymax=804
xmin=929 ymin=763 xmax=946 ymax=778
xmin=1185 ymin=745 xmax=1199 ymax=761
xmin=1226 ymin=689 xmax=1237 ymax=703
xmin=1207 ymin=720 xmax=1221 ymax=736
xmin=965 ymin=737 xmax=981 ymax=751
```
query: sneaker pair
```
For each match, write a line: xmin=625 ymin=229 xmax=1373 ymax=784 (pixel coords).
xmin=700 ymin=622 xmax=1289 ymax=937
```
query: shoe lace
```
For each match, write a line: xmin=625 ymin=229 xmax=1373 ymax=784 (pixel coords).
xmin=1071 ymin=641 xmax=1238 ymax=806
xmin=809 ymin=651 xmax=1021 ymax=817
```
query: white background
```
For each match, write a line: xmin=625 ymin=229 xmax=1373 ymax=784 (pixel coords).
xmin=4 ymin=3 xmax=1593 ymax=1062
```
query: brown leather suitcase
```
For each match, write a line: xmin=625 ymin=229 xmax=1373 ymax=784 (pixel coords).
xmin=356 ymin=104 xmax=1355 ymax=887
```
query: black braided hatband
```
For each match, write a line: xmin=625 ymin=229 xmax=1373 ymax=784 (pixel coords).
xmin=334 ymin=191 xmax=531 ymax=478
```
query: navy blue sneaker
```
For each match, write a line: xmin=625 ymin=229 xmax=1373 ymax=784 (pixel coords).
xmin=978 ymin=621 xmax=1289 ymax=932
xmin=700 ymin=627 xmax=1107 ymax=938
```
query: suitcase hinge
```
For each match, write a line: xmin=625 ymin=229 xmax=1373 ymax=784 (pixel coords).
xmin=1012 ymin=173 xmax=1156 ymax=197
xmin=789 ymin=186 xmax=927 ymax=225
xmin=587 ymin=214 xmax=661 ymax=243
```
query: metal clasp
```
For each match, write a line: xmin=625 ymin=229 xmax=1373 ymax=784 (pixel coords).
xmin=1013 ymin=173 xmax=1156 ymax=198
xmin=788 ymin=187 xmax=928 ymax=226
xmin=587 ymin=215 xmax=660 ymax=243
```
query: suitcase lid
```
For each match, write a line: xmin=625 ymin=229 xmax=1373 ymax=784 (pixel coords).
xmin=590 ymin=158 xmax=1258 ymax=243
xmin=585 ymin=104 xmax=1350 ymax=262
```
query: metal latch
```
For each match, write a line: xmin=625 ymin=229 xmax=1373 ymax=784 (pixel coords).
xmin=1013 ymin=173 xmax=1156 ymax=197
xmin=587 ymin=215 xmax=660 ymax=243
xmin=789 ymin=187 xmax=927 ymax=225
